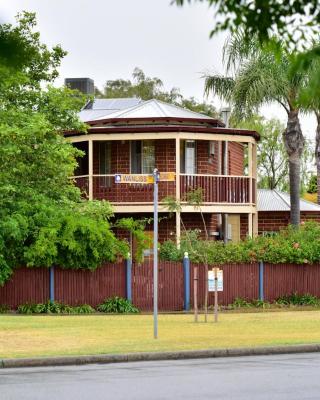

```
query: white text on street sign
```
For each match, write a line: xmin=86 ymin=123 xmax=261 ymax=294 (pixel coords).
xmin=114 ymin=172 xmax=175 ymax=184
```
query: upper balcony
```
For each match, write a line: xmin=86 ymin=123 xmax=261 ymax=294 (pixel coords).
xmin=70 ymin=137 xmax=257 ymax=214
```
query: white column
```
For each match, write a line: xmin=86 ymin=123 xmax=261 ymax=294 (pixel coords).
xmin=175 ymin=138 xmax=181 ymax=245
xmin=88 ymin=139 xmax=93 ymax=200
xmin=248 ymin=213 xmax=253 ymax=238
xmin=248 ymin=142 xmax=253 ymax=204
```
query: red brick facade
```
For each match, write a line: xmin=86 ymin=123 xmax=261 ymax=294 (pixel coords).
xmin=228 ymin=142 xmax=244 ymax=176
xmin=258 ymin=211 xmax=320 ymax=234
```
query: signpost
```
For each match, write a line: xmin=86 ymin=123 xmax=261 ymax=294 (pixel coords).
xmin=115 ymin=170 xmax=175 ymax=339
xmin=208 ymin=268 xmax=223 ymax=323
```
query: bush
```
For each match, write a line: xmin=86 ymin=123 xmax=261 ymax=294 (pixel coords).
xmin=160 ymin=222 xmax=320 ymax=265
xmin=0 ymin=304 xmax=10 ymax=313
xmin=97 ymin=296 xmax=139 ymax=313
xmin=72 ymin=304 xmax=95 ymax=314
xmin=275 ymin=293 xmax=320 ymax=306
xmin=17 ymin=301 xmax=95 ymax=314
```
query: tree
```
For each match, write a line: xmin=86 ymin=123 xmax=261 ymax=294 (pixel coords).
xmin=98 ymin=67 xmax=218 ymax=117
xmin=204 ymin=34 xmax=308 ymax=225
xmin=174 ymin=0 xmax=319 ymax=49
xmin=0 ymin=13 xmax=136 ymax=284
xmin=174 ymin=1 xmax=320 ymax=123
xmin=235 ymin=115 xmax=314 ymax=193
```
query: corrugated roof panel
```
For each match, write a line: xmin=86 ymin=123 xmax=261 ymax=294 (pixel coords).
xmin=257 ymin=189 xmax=320 ymax=212
xmin=93 ymin=99 xmax=215 ymax=121
xmin=88 ymin=98 xmax=142 ymax=110
xmin=79 ymin=109 xmax=117 ymax=122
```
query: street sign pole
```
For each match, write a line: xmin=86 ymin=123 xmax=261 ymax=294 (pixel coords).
xmin=114 ymin=170 xmax=175 ymax=339
xmin=153 ymin=168 xmax=159 ymax=339
xmin=214 ymin=267 xmax=218 ymax=323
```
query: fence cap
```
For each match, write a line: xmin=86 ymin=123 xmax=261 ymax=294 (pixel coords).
xmin=184 ymin=252 xmax=189 ymax=258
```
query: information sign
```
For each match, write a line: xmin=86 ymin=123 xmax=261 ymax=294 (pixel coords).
xmin=208 ymin=269 xmax=223 ymax=292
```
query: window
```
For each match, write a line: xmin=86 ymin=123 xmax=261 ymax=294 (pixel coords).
xmin=98 ymin=141 xmax=112 ymax=187
xmin=180 ymin=140 xmax=197 ymax=174
xmin=73 ymin=142 xmax=88 ymax=176
xmin=131 ymin=140 xmax=155 ymax=173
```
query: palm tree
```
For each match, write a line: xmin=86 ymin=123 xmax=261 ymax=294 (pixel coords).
xmin=205 ymin=34 xmax=306 ymax=226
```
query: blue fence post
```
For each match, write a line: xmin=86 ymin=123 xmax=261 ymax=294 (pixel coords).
xmin=258 ymin=261 xmax=264 ymax=301
xmin=126 ymin=254 xmax=132 ymax=302
xmin=49 ymin=266 xmax=55 ymax=302
xmin=183 ymin=252 xmax=190 ymax=311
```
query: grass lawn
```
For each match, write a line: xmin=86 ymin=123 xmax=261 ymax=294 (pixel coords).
xmin=1 ymin=311 xmax=320 ymax=359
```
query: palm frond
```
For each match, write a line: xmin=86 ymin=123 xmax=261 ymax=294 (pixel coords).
xmin=203 ymin=74 xmax=235 ymax=101
xmin=232 ymin=53 xmax=289 ymax=118
xmin=223 ymin=30 xmax=260 ymax=73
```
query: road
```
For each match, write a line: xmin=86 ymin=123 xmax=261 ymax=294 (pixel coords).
xmin=1 ymin=353 xmax=320 ymax=399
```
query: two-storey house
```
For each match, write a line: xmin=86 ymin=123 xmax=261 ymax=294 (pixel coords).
xmin=66 ymin=97 xmax=259 ymax=248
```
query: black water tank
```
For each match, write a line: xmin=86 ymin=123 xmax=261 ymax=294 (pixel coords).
xmin=64 ymin=78 xmax=94 ymax=95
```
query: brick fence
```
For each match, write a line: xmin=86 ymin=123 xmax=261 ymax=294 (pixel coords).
xmin=1 ymin=261 xmax=320 ymax=311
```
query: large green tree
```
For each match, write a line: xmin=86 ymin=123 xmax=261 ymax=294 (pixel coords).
xmin=204 ymin=35 xmax=308 ymax=226
xmin=0 ymin=12 xmax=131 ymax=284
xmin=97 ymin=67 xmax=218 ymax=117
xmin=235 ymin=115 xmax=314 ymax=193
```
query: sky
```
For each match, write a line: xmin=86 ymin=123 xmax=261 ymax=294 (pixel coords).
xmin=0 ymin=0 xmax=317 ymax=143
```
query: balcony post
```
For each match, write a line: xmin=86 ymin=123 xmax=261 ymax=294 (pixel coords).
xmin=248 ymin=142 xmax=253 ymax=204
xmin=88 ymin=139 xmax=93 ymax=200
xmin=175 ymin=137 xmax=181 ymax=245
xmin=222 ymin=140 xmax=228 ymax=244
xmin=248 ymin=213 xmax=253 ymax=238
xmin=253 ymin=142 xmax=257 ymax=203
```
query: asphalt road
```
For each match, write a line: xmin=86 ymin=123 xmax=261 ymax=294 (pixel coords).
xmin=1 ymin=353 xmax=320 ymax=400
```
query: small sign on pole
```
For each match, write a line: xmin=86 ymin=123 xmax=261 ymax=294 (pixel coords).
xmin=208 ymin=269 xmax=223 ymax=292
xmin=208 ymin=268 xmax=223 ymax=323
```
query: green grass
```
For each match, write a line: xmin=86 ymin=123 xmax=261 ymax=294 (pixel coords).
xmin=1 ymin=312 xmax=320 ymax=359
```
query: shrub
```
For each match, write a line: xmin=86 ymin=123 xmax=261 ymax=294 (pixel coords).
xmin=17 ymin=301 xmax=96 ymax=314
xmin=72 ymin=304 xmax=95 ymax=314
xmin=276 ymin=293 xmax=320 ymax=306
xmin=230 ymin=297 xmax=253 ymax=308
xmin=0 ymin=304 xmax=10 ymax=313
xmin=97 ymin=296 xmax=139 ymax=313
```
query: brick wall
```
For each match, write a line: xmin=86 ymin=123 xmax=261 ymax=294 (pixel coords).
xmin=228 ymin=142 xmax=244 ymax=175
xmin=258 ymin=211 xmax=320 ymax=234
xmin=156 ymin=139 xmax=176 ymax=172
xmin=196 ymin=141 xmax=219 ymax=174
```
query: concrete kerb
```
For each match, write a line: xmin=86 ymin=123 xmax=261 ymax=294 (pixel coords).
xmin=2 ymin=344 xmax=320 ymax=369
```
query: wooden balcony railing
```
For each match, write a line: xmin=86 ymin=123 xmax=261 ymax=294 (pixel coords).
xmin=180 ymin=174 xmax=253 ymax=204
xmin=72 ymin=174 xmax=255 ymax=205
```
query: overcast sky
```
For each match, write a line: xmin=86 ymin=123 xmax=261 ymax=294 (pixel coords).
xmin=0 ymin=0 xmax=316 ymax=142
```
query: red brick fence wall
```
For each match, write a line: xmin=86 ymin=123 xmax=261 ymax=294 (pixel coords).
xmin=1 ymin=262 xmax=320 ymax=311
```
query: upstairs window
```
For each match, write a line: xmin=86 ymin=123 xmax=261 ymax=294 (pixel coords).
xmin=180 ymin=140 xmax=197 ymax=174
xmin=98 ymin=141 xmax=112 ymax=187
xmin=131 ymin=140 xmax=155 ymax=174
xmin=98 ymin=141 xmax=111 ymax=174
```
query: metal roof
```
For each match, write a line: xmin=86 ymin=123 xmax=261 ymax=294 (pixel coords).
xmin=257 ymin=189 xmax=320 ymax=212
xmin=91 ymin=99 xmax=216 ymax=121
xmin=80 ymin=98 xmax=143 ymax=122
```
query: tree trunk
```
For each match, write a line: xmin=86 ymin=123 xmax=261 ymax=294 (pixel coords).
xmin=283 ymin=110 xmax=304 ymax=226
xmin=315 ymin=113 xmax=320 ymax=205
